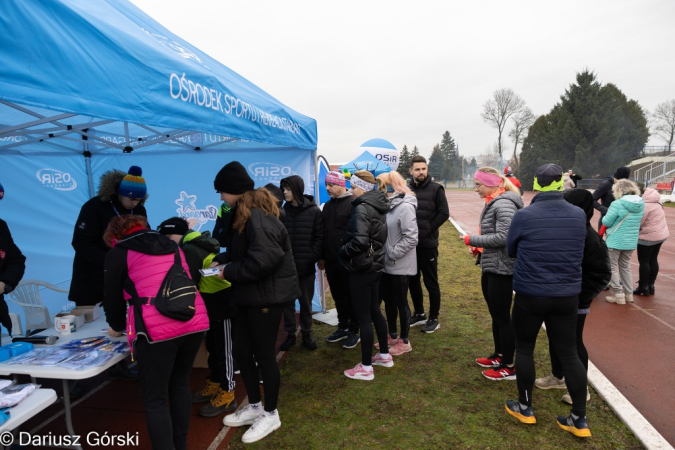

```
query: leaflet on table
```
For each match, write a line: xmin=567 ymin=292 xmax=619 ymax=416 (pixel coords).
xmin=4 ymin=343 xmax=128 ymax=369
xmin=58 ymin=350 xmax=114 ymax=370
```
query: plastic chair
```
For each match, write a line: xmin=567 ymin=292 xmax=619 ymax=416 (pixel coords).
xmin=7 ymin=280 xmax=69 ymax=337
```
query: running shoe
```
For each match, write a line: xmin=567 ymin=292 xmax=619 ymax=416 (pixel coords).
xmin=557 ymin=414 xmax=592 ymax=438
xmin=410 ymin=313 xmax=427 ymax=327
xmin=505 ymin=400 xmax=536 ymax=424
xmin=326 ymin=329 xmax=349 ymax=343
xmin=476 ymin=353 xmax=502 ymax=368
xmin=482 ymin=365 xmax=516 ymax=381
xmin=421 ymin=319 xmax=440 ymax=333
xmin=534 ymin=373 xmax=566 ymax=390
xmin=371 ymin=352 xmax=394 ymax=367
xmin=344 ymin=363 xmax=374 ymax=380
xmin=389 ymin=340 xmax=412 ymax=356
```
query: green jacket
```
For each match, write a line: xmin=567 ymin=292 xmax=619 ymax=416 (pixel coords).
xmin=602 ymin=195 xmax=644 ymax=250
xmin=180 ymin=231 xmax=231 ymax=293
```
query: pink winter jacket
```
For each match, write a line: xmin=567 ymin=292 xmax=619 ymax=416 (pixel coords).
xmin=639 ymin=188 xmax=670 ymax=242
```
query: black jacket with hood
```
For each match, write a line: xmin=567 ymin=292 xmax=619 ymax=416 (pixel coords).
xmin=592 ymin=176 xmax=614 ymax=216
xmin=70 ymin=170 xmax=148 ymax=306
xmin=338 ymin=190 xmax=388 ymax=273
xmin=281 ymin=175 xmax=324 ymax=276
xmin=564 ymin=189 xmax=612 ymax=310
xmin=409 ymin=175 xmax=449 ymax=248
xmin=0 ymin=219 xmax=26 ymax=334
xmin=321 ymin=191 xmax=353 ymax=264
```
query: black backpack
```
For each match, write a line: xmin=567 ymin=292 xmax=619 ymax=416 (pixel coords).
xmin=151 ymin=247 xmax=198 ymax=321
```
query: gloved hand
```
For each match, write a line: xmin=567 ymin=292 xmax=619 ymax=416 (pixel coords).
xmin=599 ymin=225 xmax=608 ymax=237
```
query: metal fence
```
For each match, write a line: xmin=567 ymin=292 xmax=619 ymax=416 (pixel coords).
xmin=576 ymin=179 xmax=606 ymax=190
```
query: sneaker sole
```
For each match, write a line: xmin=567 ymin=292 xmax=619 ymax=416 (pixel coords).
xmin=326 ymin=336 xmax=348 ymax=343
xmin=344 ymin=371 xmax=374 ymax=380
xmin=224 ymin=414 xmax=262 ymax=427
xmin=199 ymin=402 xmax=238 ymax=417
xmin=476 ymin=360 xmax=500 ymax=368
xmin=241 ymin=419 xmax=282 ymax=443
xmin=557 ymin=421 xmax=592 ymax=438
xmin=422 ymin=324 xmax=440 ymax=334
xmin=505 ymin=404 xmax=536 ymax=424
xmin=410 ymin=320 xmax=427 ymax=327
xmin=372 ymin=360 xmax=394 ymax=368
xmin=535 ymin=383 xmax=567 ymax=390
xmin=483 ymin=372 xmax=516 ymax=381
xmin=390 ymin=347 xmax=412 ymax=356
xmin=342 ymin=339 xmax=361 ymax=349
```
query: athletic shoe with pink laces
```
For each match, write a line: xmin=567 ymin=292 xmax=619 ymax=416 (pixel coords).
xmin=389 ymin=340 xmax=412 ymax=356
xmin=371 ymin=353 xmax=394 ymax=367
xmin=344 ymin=363 xmax=374 ymax=380
xmin=374 ymin=335 xmax=400 ymax=350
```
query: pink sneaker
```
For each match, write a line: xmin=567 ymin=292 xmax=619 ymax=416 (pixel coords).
xmin=389 ymin=340 xmax=412 ymax=356
xmin=344 ymin=363 xmax=374 ymax=380
xmin=371 ymin=353 xmax=394 ymax=367
xmin=374 ymin=335 xmax=400 ymax=350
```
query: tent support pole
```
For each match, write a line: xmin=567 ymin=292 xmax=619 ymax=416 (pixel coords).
xmin=82 ymin=132 xmax=95 ymax=199
xmin=313 ymin=149 xmax=326 ymax=314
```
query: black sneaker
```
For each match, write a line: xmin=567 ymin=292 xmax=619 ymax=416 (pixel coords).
xmin=342 ymin=332 xmax=360 ymax=349
xmin=326 ymin=329 xmax=349 ymax=343
xmin=279 ymin=334 xmax=296 ymax=351
xmin=421 ymin=318 xmax=440 ymax=334
xmin=302 ymin=333 xmax=318 ymax=350
xmin=410 ymin=313 xmax=427 ymax=327
xmin=557 ymin=414 xmax=591 ymax=438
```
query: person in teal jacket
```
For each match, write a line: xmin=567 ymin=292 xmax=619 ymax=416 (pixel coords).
xmin=600 ymin=179 xmax=644 ymax=305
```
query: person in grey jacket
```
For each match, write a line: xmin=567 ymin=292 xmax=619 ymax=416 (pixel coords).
xmin=461 ymin=167 xmax=523 ymax=381
xmin=377 ymin=171 xmax=418 ymax=356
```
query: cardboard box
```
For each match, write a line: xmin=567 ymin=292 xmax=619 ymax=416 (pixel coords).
xmin=70 ymin=304 xmax=101 ymax=323
xmin=55 ymin=311 xmax=85 ymax=330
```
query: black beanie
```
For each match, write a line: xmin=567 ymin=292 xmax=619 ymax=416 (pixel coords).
xmin=264 ymin=183 xmax=284 ymax=204
xmin=214 ymin=161 xmax=255 ymax=194
xmin=157 ymin=217 xmax=190 ymax=236
xmin=614 ymin=166 xmax=630 ymax=180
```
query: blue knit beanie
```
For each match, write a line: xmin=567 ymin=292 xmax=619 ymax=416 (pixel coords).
xmin=118 ymin=166 xmax=147 ymax=199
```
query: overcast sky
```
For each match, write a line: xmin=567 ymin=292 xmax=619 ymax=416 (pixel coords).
xmin=131 ymin=0 xmax=675 ymax=164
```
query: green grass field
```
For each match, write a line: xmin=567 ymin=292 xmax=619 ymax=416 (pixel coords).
xmin=228 ymin=222 xmax=643 ymax=449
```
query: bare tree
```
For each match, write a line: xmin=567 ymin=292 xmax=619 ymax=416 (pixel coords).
xmin=481 ymin=88 xmax=526 ymax=159
xmin=508 ymin=107 xmax=536 ymax=168
xmin=651 ymin=99 xmax=675 ymax=151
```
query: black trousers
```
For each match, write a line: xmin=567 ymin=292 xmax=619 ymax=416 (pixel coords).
xmin=349 ymin=271 xmax=389 ymax=365
xmin=233 ymin=304 xmax=283 ymax=412
xmin=205 ymin=318 xmax=235 ymax=392
xmin=480 ymin=273 xmax=515 ymax=365
xmin=136 ymin=332 xmax=204 ymax=450
xmin=637 ymin=242 xmax=663 ymax=285
xmin=282 ymin=272 xmax=315 ymax=335
xmin=325 ymin=261 xmax=358 ymax=333
xmin=380 ymin=273 xmax=411 ymax=341
xmin=550 ymin=314 xmax=588 ymax=378
xmin=409 ymin=246 xmax=441 ymax=319
xmin=513 ymin=293 xmax=587 ymax=417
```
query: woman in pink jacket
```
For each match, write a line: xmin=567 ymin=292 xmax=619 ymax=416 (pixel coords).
xmin=633 ymin=187 xmax=670 ymax=296
xmin=104 ymin=215 xmax=209 ymax=450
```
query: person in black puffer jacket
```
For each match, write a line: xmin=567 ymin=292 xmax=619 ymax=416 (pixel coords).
xmin=339 ymin=170 xmax=392 ymax=381
xmin=0 ymin=181 xmax=26 ymax=336
xmin=279 ymin=175 xmax=324 ymax=351
xmin=214 ymin=162 xmax=300 ymax=444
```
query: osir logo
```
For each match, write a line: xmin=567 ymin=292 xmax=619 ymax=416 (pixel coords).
xmin=37 ymin=169 xmax=77 ymax=191
xmin=248 ymin=162 xmax=295 ymax=183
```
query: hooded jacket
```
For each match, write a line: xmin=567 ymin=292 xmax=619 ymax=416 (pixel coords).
xmin=602 ymin=195 xmax=644 ymax=250
xmin=70 ymin=170 xmax=147 ymax=305
xmin=339 ymin=190 xmax=389 ymax=273
xmin=180 ymin=230 xmax=235 ymax=321
xmin=221 ymin=208 xmax=301 ymax=307
xmin=563 ymin=189 xmax=612 ymax=309
xmin=469 ymin=191 xmax=524 ymax=275
xmin=383 ymin=193 xmax=418 ymax=276
xmin=592 ymin=176 xmax=614 ymax=215
xmin=638 ymin=188 xmax=670 ymax=243
xmin=506 ymin=191 xmax=586 ymax=297
xmin=281 ymin=175 xmax=324 ymax=276
xmin=103 ymin=229 xmax=209 ymax=350
xmin=0 ymin=219 xmax=26 ymax=334
xmin=562 ymin=173 xmax=575 ymax=190
xmin=321 ymin=191 xmax=353 ymax=264
xmin=409 ymin=176 xmax=449 ymax=248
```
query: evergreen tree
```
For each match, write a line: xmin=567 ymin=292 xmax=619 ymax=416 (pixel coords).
xmin=428 ymin=144 xmax=443 ymax=180
xmin=411 ymin=145 xmax=420 ymax=158
xmin=519 ymin=70 xmax=649 ymax=190
xmin=398 ymin=144 xmax=411 ymax=176
xmin=440 ymin=131 xmax=460 ymax=181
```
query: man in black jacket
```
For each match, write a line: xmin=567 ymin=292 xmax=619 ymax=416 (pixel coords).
xmin=0 ymin=181 xmax=26 ymax=336
xmin=279 ymin=175 xmax=324 ymax=350
xmin=591 ymin=166 xmax=630 ymax=231
xmin=319 ymin=171 xmax=359 ymax=349
xmin=408 ymin=156 xmax=449 ymax=334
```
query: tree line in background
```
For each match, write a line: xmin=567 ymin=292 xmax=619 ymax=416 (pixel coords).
xmin=398 ymin=132 xmax=477 ymax=184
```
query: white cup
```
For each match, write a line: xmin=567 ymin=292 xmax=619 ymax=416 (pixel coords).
xmin=54 ymin=315 xmax=76 ymax=335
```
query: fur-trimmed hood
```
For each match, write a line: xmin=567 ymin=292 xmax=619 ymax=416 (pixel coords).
xmin=97 ymin=169 xmax=148 ymax=204
xmin=612 ymin=179 xmax=640 ymax=200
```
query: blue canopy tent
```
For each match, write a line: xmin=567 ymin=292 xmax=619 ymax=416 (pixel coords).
xmin=0 ymin=0 xmax=322 ymax=320
xmin=338 ymin=150 xmax=392 ymax=180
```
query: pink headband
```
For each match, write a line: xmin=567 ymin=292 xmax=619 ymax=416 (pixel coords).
xmin=474 ymin=171 xmax=502 ymax=187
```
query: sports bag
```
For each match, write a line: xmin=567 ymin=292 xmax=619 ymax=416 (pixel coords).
xmin=151 ymin=247 xmax=197 ymax=321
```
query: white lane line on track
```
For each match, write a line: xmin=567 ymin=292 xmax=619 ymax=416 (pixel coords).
xmin=629 ymin=303 xmax=675 ymax=332
xmin=448 ymin=215 xmax=674 ymax=450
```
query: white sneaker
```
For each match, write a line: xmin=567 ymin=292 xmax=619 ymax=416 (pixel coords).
xmin=241 ymin=410 xmax=282 ymax=444
xmin=223 ymin=403 xmax=263 ymax=427
xmin=534 ymin=373 xmax=566 ymax=390
xmin=605 ymin=293 xmax=626 ymax=305
xmin=561 ymin=389 xmax=591 ymax=405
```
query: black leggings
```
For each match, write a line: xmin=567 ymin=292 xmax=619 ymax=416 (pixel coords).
xmin=136 ymin=332 xmax=204 ymax=450
xmin=513 ymin=294 xmax=587 ymax=417
xmin=480 ymin=273 xmax=515 ymax=365
xmin=550 ymin=314 xmax=588 ymax=378
xmin=233 ymin=304 xmax=283 ymax=412
xmin=350 ymin=271 xmax=389 ymax=365
xmin=637 ymin=243 xmax=663 ymax=285
xmin=380 ymin=273 xmax=411 ymax=341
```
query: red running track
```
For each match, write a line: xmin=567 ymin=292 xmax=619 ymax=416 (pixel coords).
xmin=449 ymin=189 xmax=675 ymax=447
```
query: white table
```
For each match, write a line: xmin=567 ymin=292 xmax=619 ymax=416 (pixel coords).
xmin=0 ymin=388 xmax=58 ymax=432
xmin=0 ymin=318 xmax=129 ymax=449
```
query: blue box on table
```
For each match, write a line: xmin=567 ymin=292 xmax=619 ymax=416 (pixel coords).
xmin=0 ymin=342 xmax=34 ymax=362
